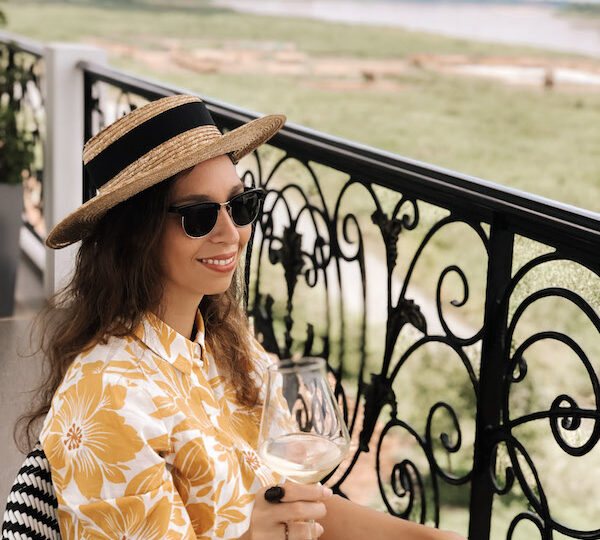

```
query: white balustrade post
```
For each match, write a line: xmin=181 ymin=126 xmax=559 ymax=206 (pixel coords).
xmin=43 ymin=43 xmax=107 ymax=297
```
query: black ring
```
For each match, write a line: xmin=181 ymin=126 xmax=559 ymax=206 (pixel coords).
xmin=264 ymin=486 xmax=285 ymax=503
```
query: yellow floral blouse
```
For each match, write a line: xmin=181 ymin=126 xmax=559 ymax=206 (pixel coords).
xmin=40 ymin=311 xmax=279 ymax=539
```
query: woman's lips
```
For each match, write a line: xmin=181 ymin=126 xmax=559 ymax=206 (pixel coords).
xmin=197 ymin=253 xmax=237 ymax=273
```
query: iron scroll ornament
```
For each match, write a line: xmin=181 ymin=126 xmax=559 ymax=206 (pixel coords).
xmin=492 ymin=251 xmax=600 ymax=539
xmin=243 ymin=149 xmax=489 ymax=526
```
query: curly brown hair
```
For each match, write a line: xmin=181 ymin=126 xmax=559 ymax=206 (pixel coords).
xmin=15 ymin=173 xmax=259 ymax=452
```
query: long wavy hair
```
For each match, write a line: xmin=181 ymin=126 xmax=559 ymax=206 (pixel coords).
xmin=15 ymin=172 xmax=259 ymax=452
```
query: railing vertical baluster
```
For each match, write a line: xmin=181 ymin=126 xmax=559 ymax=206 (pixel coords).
xmin=83 ymin=70 xmax=95 ymax=202
xmin=469 ymin=215 xmax=514 ymax=539
xmin=43 ymin=44 xmax=107 ymax=294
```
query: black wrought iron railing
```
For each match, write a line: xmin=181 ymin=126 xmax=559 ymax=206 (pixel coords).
xmin=0 ymin=31 xmax=45 ymax=240
xmin=79 ymin=62 xmax=600 ymax=540
xmin=0 ymin=28 xmax=591 ymax=532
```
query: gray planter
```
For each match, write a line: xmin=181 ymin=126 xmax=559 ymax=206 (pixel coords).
xmin=0 ymin=183 xmax=24 ymax=317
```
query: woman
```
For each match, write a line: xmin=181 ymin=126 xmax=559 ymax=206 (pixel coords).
xmin=23 ymin=95 xmax=463 ymax=539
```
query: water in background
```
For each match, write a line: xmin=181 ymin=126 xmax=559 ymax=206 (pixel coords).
xmin=211 ymin=0 xmax=600 ymax=57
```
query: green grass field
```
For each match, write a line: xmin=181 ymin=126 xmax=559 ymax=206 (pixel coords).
xmin=4 ymin=1 xmax=599 ymax=537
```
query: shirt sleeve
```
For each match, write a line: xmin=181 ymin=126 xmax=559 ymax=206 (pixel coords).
xmin=40 ymin=369 xmax=196 ymax=540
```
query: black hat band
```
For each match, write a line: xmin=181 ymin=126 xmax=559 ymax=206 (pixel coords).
xmin=84 ymin=101 xmax=216 ymax=191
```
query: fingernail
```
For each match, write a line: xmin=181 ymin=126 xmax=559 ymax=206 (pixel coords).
xmin=315 ymin=523 xmax=325 ymax=536
xmin=322 ymin=486 xmax=333 ymax=497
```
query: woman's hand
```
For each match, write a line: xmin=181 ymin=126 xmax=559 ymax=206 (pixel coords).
xmin=436 ymin=532 xmax=467 ymax=540
xmin=244 ymin=481 xmax=332 ymax=540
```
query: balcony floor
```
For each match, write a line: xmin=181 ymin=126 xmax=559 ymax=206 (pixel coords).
xmin=0 ymin=251 xmax=45 ymax=508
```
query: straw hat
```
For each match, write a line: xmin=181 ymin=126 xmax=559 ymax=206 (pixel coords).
xmin=46 ymin=94 xmax=286 ymax=249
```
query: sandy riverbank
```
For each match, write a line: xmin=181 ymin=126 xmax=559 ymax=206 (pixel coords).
xmin=90 ymin=37 xmax=600 ymax=90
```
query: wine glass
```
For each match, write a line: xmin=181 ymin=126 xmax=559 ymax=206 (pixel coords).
xmin=258 ymin=357 xmax=350 ymax=539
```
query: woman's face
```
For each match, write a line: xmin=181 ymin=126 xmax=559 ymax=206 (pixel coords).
xmin=159 ymin=154 xmax=251 ymax=303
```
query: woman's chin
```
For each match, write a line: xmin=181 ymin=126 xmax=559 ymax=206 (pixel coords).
xmin=196 ymin=279 xmax=234 ymax=297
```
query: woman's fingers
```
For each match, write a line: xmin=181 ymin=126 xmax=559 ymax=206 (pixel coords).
xmin=278 ymin=481 xmax=333 ymax=502
xmin=286 ymin=520 xmax=325 ymax=539
xmin=271 ymin=500 xmax=327 ymax=522
xmin=252 ymin=482 xmax=331 ymax=539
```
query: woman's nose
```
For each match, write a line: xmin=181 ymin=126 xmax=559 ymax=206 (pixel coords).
xmin=210 ymin=205 xmax=240 ymax=242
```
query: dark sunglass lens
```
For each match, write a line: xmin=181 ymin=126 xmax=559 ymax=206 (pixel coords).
xmin=231 ymin=192 xmax=262 ymax=226
xmin=182 ymin=205 xmax=219 ymax=237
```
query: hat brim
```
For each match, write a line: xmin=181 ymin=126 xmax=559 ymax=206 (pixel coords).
xmin=46 ymin=113 xmax=286 ymax=249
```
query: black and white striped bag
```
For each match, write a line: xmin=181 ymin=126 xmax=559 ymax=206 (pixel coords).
xmin=2 ymin=443 xmax=61 ymax=540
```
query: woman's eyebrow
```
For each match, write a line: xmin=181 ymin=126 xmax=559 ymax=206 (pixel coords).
xmin=171 ymin=184 xmax=244 ymax=206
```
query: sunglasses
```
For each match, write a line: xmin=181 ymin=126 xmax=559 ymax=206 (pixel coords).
xmin=168 ymin=188 xmax=266 ymax=238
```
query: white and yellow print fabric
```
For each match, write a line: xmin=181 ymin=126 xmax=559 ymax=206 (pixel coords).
xmin=40 ymin=311 xmax=280 ymax=539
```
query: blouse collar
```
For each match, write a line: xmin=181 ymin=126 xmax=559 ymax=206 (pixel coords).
xmin=134 ymin=310 xmax=206 ymax=375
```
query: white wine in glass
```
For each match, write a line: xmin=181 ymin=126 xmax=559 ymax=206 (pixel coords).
xmin=258 ymin=357 xmax=351 ymax=539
